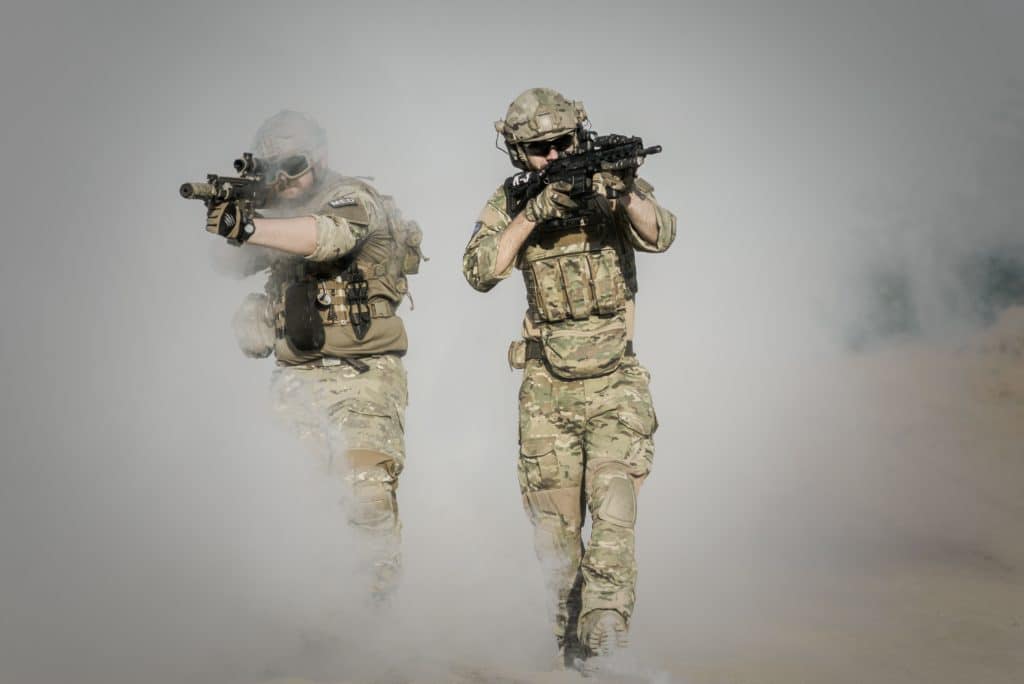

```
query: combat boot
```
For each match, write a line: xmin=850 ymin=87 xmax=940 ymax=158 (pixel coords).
xmin=578 ymin=609 xmax=629 ymax=677
xmin=555 ymin=633 xmax=585 ymax=671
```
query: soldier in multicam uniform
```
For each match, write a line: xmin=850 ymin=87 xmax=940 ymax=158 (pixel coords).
xmin=209 ymin=111 xmax=424 ymax=603
xmin=463 ymin=89 xmax=676 ymax=671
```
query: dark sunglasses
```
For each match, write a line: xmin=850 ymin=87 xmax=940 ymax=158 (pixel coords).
xmin=524 ymin=134 xmax=575 ymax=156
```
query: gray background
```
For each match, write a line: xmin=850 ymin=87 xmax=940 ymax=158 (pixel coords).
xmin=1 ymin=1 xmax=1022 ymax=683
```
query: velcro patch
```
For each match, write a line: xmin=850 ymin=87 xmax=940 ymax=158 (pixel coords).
xmin=327 ymin=198 xmax=370 ymax=226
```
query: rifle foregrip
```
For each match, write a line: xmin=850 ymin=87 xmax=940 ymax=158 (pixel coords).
xmin=179 ymin=182 xmax=217 ymax=200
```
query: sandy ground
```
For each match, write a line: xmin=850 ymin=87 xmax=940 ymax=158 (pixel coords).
xmin=648 ymin=309 xmax=1024 ymax=684
xmin=259 ymin=309 xmax=1024 ymax=684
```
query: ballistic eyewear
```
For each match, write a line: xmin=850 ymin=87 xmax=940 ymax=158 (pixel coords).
xmin=524 ymin=134 xmax=575 ymax=157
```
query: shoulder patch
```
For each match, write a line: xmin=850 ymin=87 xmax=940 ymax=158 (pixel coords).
xmin=323 ymin=194 xmax=371 ymax=226
xmin=471 ymin=221 xmax=483 ymax=236
xmin=329 ymin=197 xmax=358 ymax=208
xmin=479 ymin=201 xmax=510 ymax=227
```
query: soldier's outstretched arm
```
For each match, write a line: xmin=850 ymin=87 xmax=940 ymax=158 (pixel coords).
xmin=242 ymin=191 xmax=376 ymax=262
xmin=247 ymin=215 xmax=318 ymax=255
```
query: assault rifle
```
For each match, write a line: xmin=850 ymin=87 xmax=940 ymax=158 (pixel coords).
xmin=503 ymin=132 xmax=662 ymax=230
xmin=180 ymin=153 xmax=269 ymax=244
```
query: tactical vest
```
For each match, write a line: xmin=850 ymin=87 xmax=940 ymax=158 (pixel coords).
xmin=264 ymin=172 xmax=424 ymax=364
xmin=516 ymin=193 xmax=637 ymax=379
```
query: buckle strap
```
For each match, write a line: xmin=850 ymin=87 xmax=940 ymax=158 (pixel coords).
xmin=368 ymin=298 xmax=393 ymax=318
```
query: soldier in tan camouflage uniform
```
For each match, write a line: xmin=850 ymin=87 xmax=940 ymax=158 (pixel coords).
xmin=463 ymin=89 xmax=675 ymax=670
xmin=208 ymin=111 xmax=424 ymax=602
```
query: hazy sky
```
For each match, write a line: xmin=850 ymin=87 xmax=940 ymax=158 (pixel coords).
xmin=1 ymin=2 xmax=1022 ymax=683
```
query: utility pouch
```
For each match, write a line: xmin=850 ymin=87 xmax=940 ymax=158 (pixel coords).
xmin=507 ymin=339 xmax=527 ymax=370
xmin=525 ymin=249 xmax=626 ymax=323
xmin=589 ymin=248 xmax=625 ymax=315
xmin=526 ymin=257 xmax=569 ymax=322
xmin=284 ymin=281 xmax=326 ymax=352
xmin=559 ymin=254 xmax=596 ymax=320
xmin=540 ymin=313 xmax=628 ymax=380
xmin=401 ymin=220 xmax=425 ymax=275
xmin=344 ymin=264 xmax=371 ymax=340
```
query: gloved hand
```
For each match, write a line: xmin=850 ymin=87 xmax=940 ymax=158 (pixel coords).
xmin=593 ymin=165 xmax=637 ymax=197
xmin=524 ymin=181 xmax=577 ymax=223
xmin=207 ymin=201 xmax=256 ymax=244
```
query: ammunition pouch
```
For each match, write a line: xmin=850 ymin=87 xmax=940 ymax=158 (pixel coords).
xmin=277 ymin=277 xmax=396 ymax=342
xmin=523 ymin=247 xmax=627 ymax=323
xmin=322 ymin=288 xmax=394 ymax=328
xmin=519 ymin=244 xmax=632 ymax=379
xmin=283 ymin=281 xmax=326 ymax=352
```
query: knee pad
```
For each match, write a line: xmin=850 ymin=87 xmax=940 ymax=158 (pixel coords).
xmin=524 ymin=487 xmax=584 ymax=562
xmin=593 ymin=472 xmax=636 ymax=528
xmin=347 ymin=479 xmax=397 ymax=528
xmin=344 ymin=449 xmax=398 ymax=529
xmin=523 ymin=486 xmax=584 ymax=529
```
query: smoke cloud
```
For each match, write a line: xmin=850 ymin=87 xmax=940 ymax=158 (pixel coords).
xmin=1 ymin=2 xmax=1022 ymax=683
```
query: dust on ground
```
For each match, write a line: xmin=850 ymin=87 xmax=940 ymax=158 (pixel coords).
xmin=257 ymin=309 xmax=1024 ymax=684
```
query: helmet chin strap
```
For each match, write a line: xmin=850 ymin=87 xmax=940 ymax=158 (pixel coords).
xmin=495 ymin=129 xmax=526 ymax=170
xmin=511 ymin=144 xmax=529 ymax=170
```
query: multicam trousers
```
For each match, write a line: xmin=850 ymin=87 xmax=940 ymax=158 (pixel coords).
xmin=270 ymin=353 xmax=408 ymax=599
xmin=517 ymin=355 xmax=657 ymax=649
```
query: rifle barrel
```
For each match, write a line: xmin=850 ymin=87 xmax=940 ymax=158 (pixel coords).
xmin=179 ymin=182 xmax=217 ymax=200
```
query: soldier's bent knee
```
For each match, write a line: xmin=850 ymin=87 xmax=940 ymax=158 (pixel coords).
xmin=347 ymin=479 xmax=397 ymax=528
xmin=344 ymin=449 xmax=398 ymax=529
xmin=523 ymin=486 xmax=584 ymax=530
xmin=593 ymin=472 xmax=636 ymax=528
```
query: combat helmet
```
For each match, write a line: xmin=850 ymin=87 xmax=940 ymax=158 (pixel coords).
xmin=495 ymin=88 xmax=588 ymax=169
xmin=251 ymin=110 xmax=329 ymax=191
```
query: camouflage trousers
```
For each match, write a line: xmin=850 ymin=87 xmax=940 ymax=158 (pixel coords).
xmin=270 ymin=353 xmax=408 ymax=600
xmin=517 ymin=355 xmax=657 ymax=650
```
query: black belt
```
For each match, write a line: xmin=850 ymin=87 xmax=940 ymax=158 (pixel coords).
xmin=524 ymin=339 xmax=634 ymax=360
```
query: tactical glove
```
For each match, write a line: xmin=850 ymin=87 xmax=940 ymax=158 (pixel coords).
xmin=593 ymin=167 xmax=637 ymax=197
xmin=524 ymin=181 xmax=577 ymax=223
xmin=207 ymin=201 xmax=256 ymax=245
